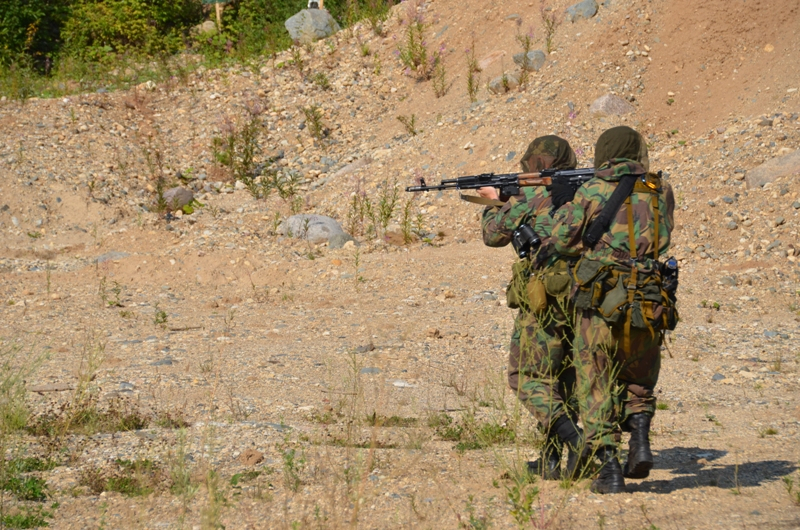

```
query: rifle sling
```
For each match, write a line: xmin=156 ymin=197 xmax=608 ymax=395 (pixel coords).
xmin=459 ymin=193 xmax=505 ymax=207
xmin=582 ymin=174 xmax=639 ymax=249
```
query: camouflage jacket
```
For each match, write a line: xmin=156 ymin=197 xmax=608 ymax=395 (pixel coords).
xmin=481 ymin=187 xmax=554 ymax=248
xmin=549 ymin=159 xmax=675 ymax=269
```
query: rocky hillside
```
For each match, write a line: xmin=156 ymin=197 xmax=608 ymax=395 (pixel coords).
xmin=0 ymin=0 xmax=799 ymax=528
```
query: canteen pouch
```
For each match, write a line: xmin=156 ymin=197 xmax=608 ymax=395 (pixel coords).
xmin=527 ymin=275 xmax=548 ymax=312
xmin=506 ymin=260 xmax=531 ymax=310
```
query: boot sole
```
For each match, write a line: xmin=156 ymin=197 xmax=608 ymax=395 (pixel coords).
xmin=590 ymin=481 xmax=626 ymax=494
xmin=623 ymin=458 xmax=653 ymax=479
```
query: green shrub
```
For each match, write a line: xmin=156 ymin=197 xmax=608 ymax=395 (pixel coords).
xmin=61 ymin=0 xmax=203 ymax=61
xmin=0 ymin=0 xmax=71 ymax=68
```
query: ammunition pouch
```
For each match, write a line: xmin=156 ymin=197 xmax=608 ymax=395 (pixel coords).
xmin=527 ymin=259 xmax=574 ymax=314
xmin=507 ymin=259 xmax=575 ymax=313
xmin=571 ymin=258 xmax=679 ymax=333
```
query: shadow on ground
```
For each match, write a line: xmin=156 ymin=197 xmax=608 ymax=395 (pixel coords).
xmin=624 ymin=446 xmax=796 ymax=493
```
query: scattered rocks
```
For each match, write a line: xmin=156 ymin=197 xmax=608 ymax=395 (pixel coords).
xmin=566 ymin=0 xmax=599 ymax=22
xmin=513 ymin=50 xmax=547 ymax=72
xmin=284 ymin=9 xmax=341 ymax=44
xmin=745 ymin=149 xmax=800 ymax=188
xmin=589 ymin=94 xmax=636 ymax=116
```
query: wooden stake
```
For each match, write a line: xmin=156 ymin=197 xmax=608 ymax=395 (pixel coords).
xmin=215 ymin=2 xmax=222 ymax=30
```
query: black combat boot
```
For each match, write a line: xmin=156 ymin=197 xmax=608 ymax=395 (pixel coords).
xmin=527 ymin=433 xmax=562 ymax=480
xmin=590 ymin=447 xmax=626 ymax=494
xmin=623 ymin=413 xmax=653 ymax=479
xmin=551 ymin=415 xmax=588 ymax=480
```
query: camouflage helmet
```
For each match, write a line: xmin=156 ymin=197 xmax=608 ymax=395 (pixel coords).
xmin=593 ymin=126 xmax=649 ymax=172
xmin=519 ymin=135 xmax=577 ymax=173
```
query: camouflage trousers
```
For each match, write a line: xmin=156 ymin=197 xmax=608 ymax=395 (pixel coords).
xmin=573 ymin=309 xmax=662 ymax=448
xmin=508 ymin=296 xmax=578 ymax=431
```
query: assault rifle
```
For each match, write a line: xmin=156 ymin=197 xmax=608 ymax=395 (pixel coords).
xmin=405 ymin=167 xmax=595 ymax=206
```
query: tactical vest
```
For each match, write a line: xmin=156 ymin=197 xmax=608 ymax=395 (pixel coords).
xmin=570 ymin=175 xmax=679 ymax=348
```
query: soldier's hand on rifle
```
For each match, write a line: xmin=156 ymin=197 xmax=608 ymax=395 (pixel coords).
xmin=478 ymin=187 xmax=499 ymax=201
xmin=548 ymin=180 xmax=576 ymax=209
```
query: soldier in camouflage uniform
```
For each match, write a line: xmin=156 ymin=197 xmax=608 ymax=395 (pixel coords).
xmin=547 ymin=126 xmax=675 ymax=493
xmin=479 ymin=135 xmax=586 ymax=480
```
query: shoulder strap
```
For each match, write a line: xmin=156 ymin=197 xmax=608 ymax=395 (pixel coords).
xmin=460 ymin=193 xmax=505 ymax=207
xmin=582 ymin=175 xmax=638 ymax=248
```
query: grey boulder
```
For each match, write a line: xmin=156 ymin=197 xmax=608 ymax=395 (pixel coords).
xmin=745 ymin=149 xmax=800 ymax=189
xmin=162 ymin=187 xmax=194 ymax=210
xmin=513 ymin=50 xmax=546 ymax=72
xmin=566 ymin=0 xmax=599 ymax=22
xmin=279 ymin=214 xmax=348 ymax=244
xmin=193 ymin=20 xmax=217 ymax=36
xmin=285 ymin=9 xmax=341 ymax=44
xmin=589 ymin=94 xmax=635 ymax=116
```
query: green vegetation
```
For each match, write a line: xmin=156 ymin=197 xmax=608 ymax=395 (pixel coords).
xmin=0 ymin=0 xmax=395 ymax=99
xmin=79 ymin=459 xmax=164 ymax=496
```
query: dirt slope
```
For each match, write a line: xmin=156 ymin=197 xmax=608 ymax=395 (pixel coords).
xmin=0 ymin=0 xmax=800 ymax=528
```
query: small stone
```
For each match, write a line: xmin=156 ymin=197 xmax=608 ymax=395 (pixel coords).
xmin=726 ymin=221 xmax=738 ymax=230
xmin=96 ymin=251 xmax=130 ymax=263
xmin=792 ymin=201 xmax=800 ymax=209
xmin=566 ymin=0 xmax=599 ymax=22
xmin=359 ymin=367 xmax=381 ymax=374
xmin=487 ymin=73 xmax=520 ymax=95
xmin=239 ymin=449 xmax=264 ymax=466
xmin=427 ymin=328 xmax=442 ymax=339
xmin=711 ymin=373 xmax=725 ymax=381
xmin=279 ymin=214 xmax=347 ymax=244
xmin=512 ymin=50 xmax=546 ymax=72
xmin=589 ymin=94 xmax=636 ymax=117
xmin=151 ymin=356 xmax=175 ymax=366
xmin=355 ymin=343 xmax=375 ymax=353
xmin=162 ymin=187 xmax=194 ymax=210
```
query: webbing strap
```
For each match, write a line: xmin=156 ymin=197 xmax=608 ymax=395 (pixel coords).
xmin=626 ymin=197 xmax=637 ymax=260
xmin=624 ymin=199 xmax=638 ymax=352
xmin=651 ymin=193 xmax=660 ymax=261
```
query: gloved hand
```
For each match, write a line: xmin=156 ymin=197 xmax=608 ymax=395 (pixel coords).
xmin=548 ymin=180 xmax=576 ymax=209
